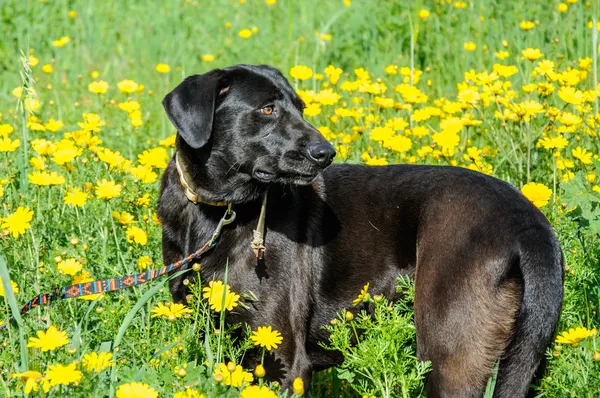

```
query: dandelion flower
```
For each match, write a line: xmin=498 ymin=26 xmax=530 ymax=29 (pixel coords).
xmin=95 ymin=179 xmax=122 ymax=199
xmin=0 ymin=137 xmax=20 ymax=152
xmin=238 ymin=29 xmax=253 ymax=39
xmin=293 ymin=377 xmax=305 ymax=395
xmin=28 ymin=171 xmax=65 ymax=186
xmin=1 ymin=207 xmax=34 ymax=238
xmin=290 ymin=65 xmax=313 ymax=81
xmin=155 ymin=63 xmax=171 ymax=73
xmin=214 ymin=363 xmax=253 ymax=387
xmin=150 ymin=302 xmax=192 ymax=321
xmin=521 ymin=48 xmax=544 ymax=61
xmin=82 ymin=352 xmax=114 ymax=372
xmin=57 ymin=258 xmax=83 ymax=276
xmin=519 ymin=20 xmax=535 ymax=31
xmin=116 ymin=382 xmax=158 ymax=398
xmin=138 ymin=147 xmax=169 ymax=169
xmin=521 ymin=182 xmax=552 ymax=208
xmin=202 ymin=54 xmax=215 ymax=62
xmin=42 ymin=64 xmax=53 ymax=73
xmin=112 ymin=211 xmax=135 ymax=225
xmin=126 ymin=226 xmax=148 ymax=246
xmin=138 ymin=256 xmax=152 ymax=270
xmin=555 ymin=327 xmax=597 ymax=345
xmin=202 ymin=280 xmax=240 ymax=312
xmin=11 ymin=371 xmax=43 ymax=394
xmin=0 ymin=278 xmax=19 ymax=297
xmin=572 ymin=146 xmax=593 ymax=165
xmin=117 ymin=79 xmax=140 ymax=93
xmin=250 ymin=326 xmax=283 ymax=351
xmin=353 ymin=283 xmax=370 ymax=306
xmin=52 ymin=36 xmax=71 ymax=47
xmin=463 ymin=41 xmax=476 ymax=51
xmin=64 ymin=188 xmax=88 ymax=207
xmin=418 ymin=9 xmax=430 ymax=20
xmin=558 ymin=86 xmax=584 ymax=105
xmin=27 ymin=326 xmax=69 ymax=351
xmin=241 ymin=385 xmax=277 ymax=398
xmin=88 ymin=80 xmax=109 ymax=94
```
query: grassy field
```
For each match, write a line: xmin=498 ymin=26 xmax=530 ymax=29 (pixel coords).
xmin=1 ymin=0 xmax=600 ymax=396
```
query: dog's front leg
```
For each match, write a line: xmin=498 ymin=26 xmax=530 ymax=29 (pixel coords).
xmin=280 ymin=338 xmax=313 ymax=397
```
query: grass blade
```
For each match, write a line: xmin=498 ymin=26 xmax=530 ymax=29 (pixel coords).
xmin=0 ymin=255 xmax=27 ymax=372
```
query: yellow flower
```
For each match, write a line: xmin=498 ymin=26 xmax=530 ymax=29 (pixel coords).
xmin=117 ymin=79 xmax=140 ymax=93
xmin=95 ymin=179 xmax=122 ymax=199
xmin=463 ymin=41 xmax=476 ymax=51
xmin=113 ymin=211 xmax=135 ymax=225
xmin=293 ymin=377 xmax=305 ymax=396
xmin=0 ymin=123 xmax=14 ymax=136
xmin=68 ymin=10 xmax=77 ymax=18
xmin=353 ymin=283 xmax=370 ymax=306
xmin=28 ymin=171 xmax=65 ymax=186
xmin=202 ymin=280 xmax=240 ymax=312
xmin=265 ymin=0 xmax=276 ymax=4
xmin=116 ymin=382 xmax=158 ymax=398
xmin=129 ymin=165 xmax=159 ymax=184
xmin=519 ymin=20 xmax=535 ymax=31
xmin=0 ymin=137 xmax=20 ymax=152
xmin=174 ymin=388 xmax=205 ymax=398
xmin=57 ymin=258 xmax=83 ymax=276
xmin=27 ymin=326 xmax=69 ymax=351
xmin=324 ymin=65 xmax=343 ymax=85
xmin=214 ymin=363 xmax=253 ymax=387
xmin=556 ymin=327 xmax=597 ymax=345
xmin=42 ymin=64 xmax=53 ymax=73
xmin=156 ymin=63 xmax=171 ymax=73
xmin=0 ymin=278 xmax=19 ymax=297
xmin=521 ymin=182 xmax=552 ymax=208
xmin=136 ymin=193 xmax=151 ymax=207
xmin=28 ymin=55 xmax=39 ymax=67
xmin=44 ymin=118 xmax=64 ymax=132
xmin=64 ymin=188 xmax=88 ymax=207
xmin=138 ymin=147 xmax=169 ymax=169
xmin=1 ymin=207 xmax=34 ymax=238
xmin=238 ymin=29 xmax=253 ymax=39
xmin=557 ymin=3 xmax=568 ymax=12
xmin=82 ymin=352 xmax=115 ymax=372
xmin=241 ymin=385 xmax=277 ymax=398
xmin=52 ymin=36 xmax=71 ymax=47
xmin=118 ymin=100 xmax=141 ymax=113
xmin=88 ymin=80 xmax=109 ymax=94
xmin=572 ymin=146 xmax=593 ymax=164
xmin=418 ymin=9 xmax=430 ymax=20
xmin=11 ymin=371 xmax=43 ymax=394
xmin=150 ymin=302 xmax=192 ymax=321
xmin=290 ymin=65 xmax=313 ymax=81
xmin=72 ymin=271 xmax=103 ymax=301
xmin=495 ymin=50 xmax=510 ymax=60
xmin=558 ymin=86 xmax=585 ymax=105
xmin=202 ymin=54 xmax=215 ymax=62
xmin=78 ymin=113 xmax=106 ymax=132
xmin=138 ymin=256 xmax=152 ymax=270
xmin=521 ymin=48 xmax=544 ymax=61
xmin=250 ymin=326 xmax=283 ymax=351
xmin=126 ymin=226 xmax=148 ymax=246
xmin=159 ymin=134 xmax=176 ymax=147
xmin=538 ymin=136 xmax=568 ymax=150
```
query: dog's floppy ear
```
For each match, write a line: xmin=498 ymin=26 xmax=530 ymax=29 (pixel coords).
xmin=162 ymin=69 xmax=225 ymax=149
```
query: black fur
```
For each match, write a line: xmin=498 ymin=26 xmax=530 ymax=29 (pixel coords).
xmin=158 ymin=64 xmax=564 ymax=397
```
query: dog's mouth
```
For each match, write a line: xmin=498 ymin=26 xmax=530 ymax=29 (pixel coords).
xmin=252 ymin=168 xmax=320 ymax=185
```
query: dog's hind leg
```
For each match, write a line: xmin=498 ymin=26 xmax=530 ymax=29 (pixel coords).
xmin=413 ymin=239 xmax=524 ymax=397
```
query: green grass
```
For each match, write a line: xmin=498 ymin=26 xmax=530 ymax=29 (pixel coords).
xmin=1 ymin=0 xmax=600 ymax=396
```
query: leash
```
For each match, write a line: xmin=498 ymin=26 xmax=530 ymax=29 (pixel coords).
xmin=0 ymin=207 xmax=236 ymax=331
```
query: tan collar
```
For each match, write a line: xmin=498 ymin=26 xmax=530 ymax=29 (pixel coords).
xmin=174 ymin=152 xmax=229 ymax=206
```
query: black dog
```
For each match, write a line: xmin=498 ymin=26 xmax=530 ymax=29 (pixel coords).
xmin=158 ymin=64 xmax=564 ymax=397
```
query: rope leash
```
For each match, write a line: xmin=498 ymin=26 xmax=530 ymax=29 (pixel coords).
xmin=0 ymin=207 xmax=236 ymax=331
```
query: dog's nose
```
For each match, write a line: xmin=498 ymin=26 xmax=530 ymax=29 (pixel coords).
xmin=307 ymin=142 xmax=336 ymax=166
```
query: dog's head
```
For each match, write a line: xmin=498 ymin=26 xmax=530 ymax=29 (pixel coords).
xmin=162 ymin=65 xmax=335 ymax=197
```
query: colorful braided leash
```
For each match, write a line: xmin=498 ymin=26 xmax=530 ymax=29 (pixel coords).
xmin=0 ymin=207 xmax=236 ymax=331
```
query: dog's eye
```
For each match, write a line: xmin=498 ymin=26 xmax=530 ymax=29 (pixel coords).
xmin=260 ymin=106 xmax=275 ymax=115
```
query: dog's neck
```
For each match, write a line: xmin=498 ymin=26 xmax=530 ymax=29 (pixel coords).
xmin=175 ymin=152 xmax=229 ymax=207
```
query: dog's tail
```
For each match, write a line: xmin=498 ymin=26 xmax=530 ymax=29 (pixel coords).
xmin=493 ymin=231 xmax=564 ymax=398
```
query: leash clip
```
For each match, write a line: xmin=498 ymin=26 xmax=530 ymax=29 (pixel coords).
xmin=209 ymin=208 xmax=237 ymax=246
